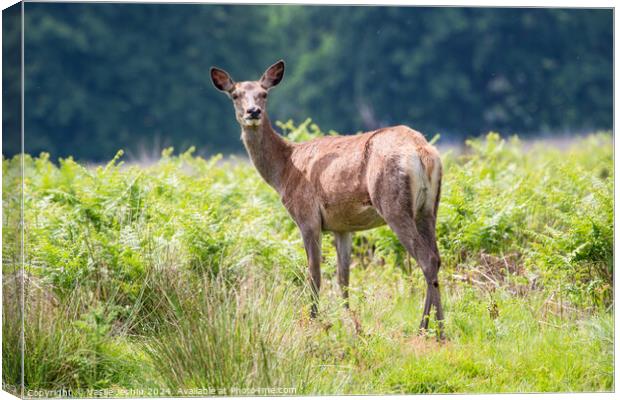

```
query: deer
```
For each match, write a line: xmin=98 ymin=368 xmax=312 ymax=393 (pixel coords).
xmin=210 ymin=60 xmax=445 ymax=339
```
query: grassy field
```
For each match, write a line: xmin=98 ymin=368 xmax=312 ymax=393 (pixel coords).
xmin=2 ymin=123 xmax=613 ymax=395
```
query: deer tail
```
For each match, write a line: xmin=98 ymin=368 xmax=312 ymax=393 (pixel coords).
xmin=433 ymin=171 xmax=442 ymax=218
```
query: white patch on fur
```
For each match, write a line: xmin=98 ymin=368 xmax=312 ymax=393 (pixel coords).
xmin=405 ymin=153 xmax=429 ymax=214
xmin=244 ymin=118 xmax=261 ymax=127
xmin=428 ymin=157 xmax=441 ymax=212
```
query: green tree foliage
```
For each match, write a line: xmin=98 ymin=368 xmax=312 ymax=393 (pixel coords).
xmin=3 ymin=5 xmax=612 ymax=160
xmin=2 ymin=3 xmax=22 ymax=156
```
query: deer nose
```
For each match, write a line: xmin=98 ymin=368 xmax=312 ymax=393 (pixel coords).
xmin=246 ymin=107 xmax=261 ymax=119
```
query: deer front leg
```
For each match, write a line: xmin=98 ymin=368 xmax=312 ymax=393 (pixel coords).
xmin=301 ymin=226 xmax=322 ymax=318
xmin=335 ymin=231 xmax=363 ymax=334
xmin=334 ymin=232 xmax=352 ymax=309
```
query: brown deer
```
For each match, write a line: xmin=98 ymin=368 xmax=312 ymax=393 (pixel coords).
xmin=211 ymin=60 xmax=444 ymax=338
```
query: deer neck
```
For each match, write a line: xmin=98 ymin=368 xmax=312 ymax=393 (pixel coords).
xmin=240 ymin=115 xmax=291 ymax=193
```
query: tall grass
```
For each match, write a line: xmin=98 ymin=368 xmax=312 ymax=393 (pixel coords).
xmin=2 ymin=125 xmax=613 ymax=394
xmin=141 ymin=265 xmax=314 ymax=390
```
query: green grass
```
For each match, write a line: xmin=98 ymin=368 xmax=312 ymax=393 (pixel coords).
xmin=2 ymin=124 xmax=613 ymax=394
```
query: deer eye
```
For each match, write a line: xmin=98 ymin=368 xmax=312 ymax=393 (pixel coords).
xmin=231 ymin=93 xmax=240 ymax=100
xmin=259 ymin=92 xmax=267 ymax=99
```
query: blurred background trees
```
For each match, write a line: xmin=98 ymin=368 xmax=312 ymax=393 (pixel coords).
xmin=3 ymin=4 xmax=612 ymax=161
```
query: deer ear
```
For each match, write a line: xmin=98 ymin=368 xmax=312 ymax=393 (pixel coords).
xmin=260 ymin=60 xmax=285 ymax=89
xmin=210 ymin=67 xmax=235 ymax=92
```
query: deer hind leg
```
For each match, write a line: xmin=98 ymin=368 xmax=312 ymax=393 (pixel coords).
xmin=373 ymin=176 xmax=444 ymax=339
xmin=334 ymin=232 xmax=352 ymax=309
xmin=388 ymin=214 xmax=443 ymax=339
xmin=414 ymin=212 xmax=444 ymax=339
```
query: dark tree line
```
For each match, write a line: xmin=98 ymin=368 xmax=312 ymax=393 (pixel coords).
xmin=2 ymin=4 xmax=612 ymax=161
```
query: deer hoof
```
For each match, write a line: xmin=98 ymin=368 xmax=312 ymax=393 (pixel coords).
xmin=310 ymin=304 xmax=318 ymax=319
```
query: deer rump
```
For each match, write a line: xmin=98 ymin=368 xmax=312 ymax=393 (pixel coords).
xmin=282 ymin=125 xmax=442 ymax=233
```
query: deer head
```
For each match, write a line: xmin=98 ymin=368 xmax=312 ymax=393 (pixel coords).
xmin=210 ymin=60 xmax=285 ymax=128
